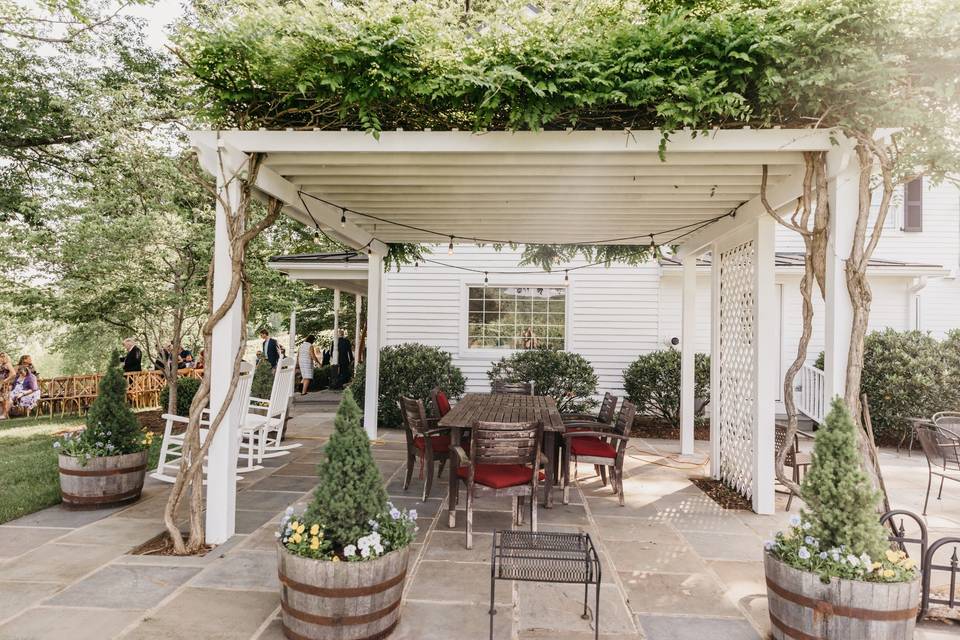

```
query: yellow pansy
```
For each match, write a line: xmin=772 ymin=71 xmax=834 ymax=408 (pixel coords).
xmin=296 ymin=524 xmax=306 ymax=534
xmin=310 ymin=524 xmax=320 ymax=536
xmin=332 ymin=555 xmax=341 ymax=562
xmin=898 ymin=551 xmax=907 ymax=559
xmin=885 ymin=549 xmax=899 ymax=563
xmin=872 ymin=562 xmax=883 ymax=570
xmin=882 ymin=569 xmax=895 ymax=579
xmin=310 ymin=536 xmax=320 ymax=550
xmin=290 ymin=521 xmax=300 ymax=531
xmin=900 ymin=558 xmax=916 ymax=570
xmin=291 ymin=533 xmax=302 ymax=544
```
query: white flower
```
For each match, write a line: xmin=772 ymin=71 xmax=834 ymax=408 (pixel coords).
xmin=819 ymin=551 xmax=828 ymax=560
xmin=360 ymin=546 xmax=370 ymax=558
xmin=285 ymin=507 xmax=295 ymax=516
xmin=847 ymin=554 xmax=859 ymax=566
xmin=830 ymin=550 xmax=841 ymax=562
xmin=788 ymin=515 xmax=801 ymax=527
xmin=798 ymin=547 xmax=811 ymax=560
xmin=764 ymin=540 xmax=775 ymax=551
xmin=804 ymin=536 xmax=817 ymax=547
xmin=390 ymin=508 xmax=401 ymax=520
xmin=274 ymin=531 xmax=280 ymax=538
xmin=409 ymin=509 xmax=417 ymax=520
xmin=368 ymin=531 xmax=381 ymax=545
xmin=373 ymin=543 xmax=384 ymax=555
xmin=802 ymin=521 xmax=812 ymax=530
xmin=53 ymin=442 xmax=61 ymax=449
xmin=860 ymin=553 xmax=872 ymax=568
xmin=344 ymin=545 xmax=356 ymax=557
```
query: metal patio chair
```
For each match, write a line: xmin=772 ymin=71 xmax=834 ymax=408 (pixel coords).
xmin=916 ymin=426 xmax=960 ymax=515
xmin=933 ymin=411 xmax=960 ymax=439
xmin=452 ymin=419 xmax=544 ymax=549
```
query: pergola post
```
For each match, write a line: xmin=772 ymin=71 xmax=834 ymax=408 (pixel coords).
xmin=823 ymin=146 xmax=860 ymax=403
xmin=206 ymin=150 xmax=245 ymax=544
xmin=709 ymin=244 xmax=721 ymax=479
xmin=679 ymin=254 xmax=697 ymax=457
xmin=354 ymin=293 xmax=362 ymax=364
xmin=331 ymin=288 xmax=340 ymax=366
xmin=752 ymin=215 xmax=776 ymax=514
xmin=363 ymin=256 xmax=383 ymax=439
xmin=288 ymin=307 xmax=297 ymax=399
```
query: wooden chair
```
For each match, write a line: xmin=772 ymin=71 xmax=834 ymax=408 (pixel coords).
xmin=151 ymin=361 xmax=257 ymax=483
xmin=916 ymin=426 xmax=960 ymax=515
xmin=491 ymin=380 xmax=535 ymax=396
xmin=240 ymin=357 xmax=298 ymax=466
xmin=428 ymin=386 xmax=452 ymax=420
xmin=774 ymin=423 xmax=813 ymax=511
xmin=561 ymin=392 xmax=618 ymax=427
xmin=561 ymin=400 xmax=636 ymax=506
xmin=399 ymin=396 xmax=450 ymax=501
xmin=451 ymin=420 xmax=543 ymax=549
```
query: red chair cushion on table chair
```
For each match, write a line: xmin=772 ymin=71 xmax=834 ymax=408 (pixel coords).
xmin=413 ymin=434 xmax=451 ymax=453
xmin=570 ymin=436 xmax=617 ymax=459
xmin=457 ymin=464 xmax=533 ymax=489
xmin=435 ymin=391 xmax=451 ymax=417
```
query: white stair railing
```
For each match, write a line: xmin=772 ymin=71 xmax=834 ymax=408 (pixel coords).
xmin=794 ymin=364 xmax=826 ymax=424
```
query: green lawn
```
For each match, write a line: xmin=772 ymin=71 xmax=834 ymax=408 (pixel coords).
xmin=0 ymin=414 xmax=162 ymax=524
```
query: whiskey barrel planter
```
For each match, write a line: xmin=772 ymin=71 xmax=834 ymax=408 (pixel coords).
xmin=277 ymin=544 xmax=409 ymax=640
xmin=58 ymin=450 xmax=148 ymax=509
xmin=764 ymin=552 xmax=921 ymax=640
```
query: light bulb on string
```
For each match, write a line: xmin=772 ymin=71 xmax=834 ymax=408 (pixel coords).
xmin=648 ymin=234 xmax=656 ymax=252
xmin=564 ymin=270 xmax=569 ymax=282
xmin=483 ymin=272 xmax=488 ymax=285
xmin=340 ymin=209 xmax=347 ymax=228
xmin=448 ymin=236 xmax=455 ymax=256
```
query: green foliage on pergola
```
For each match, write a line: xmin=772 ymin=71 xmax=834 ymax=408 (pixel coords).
xmin=177 ymin=0 xmax=959 ymax=172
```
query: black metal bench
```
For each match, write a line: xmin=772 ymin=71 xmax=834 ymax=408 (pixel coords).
xmin=489 ymin=530 xmax=601 ymax=640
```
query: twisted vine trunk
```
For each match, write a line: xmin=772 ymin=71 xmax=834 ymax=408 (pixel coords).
xmin=162 ymin=152 xmax=281 ymax=554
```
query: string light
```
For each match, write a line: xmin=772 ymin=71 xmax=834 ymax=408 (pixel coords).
xmin=448 ymin=236 xmax=455 ymax=256
xmin=564 ymin=270 xmax=569 ymax=282
xmin=648 ymin=234 xmax=656 ymax=251
xmin=484 ymin=272 xmax=489 ymax=284
xmin=340 ymin=208 xmax=347 ymax=228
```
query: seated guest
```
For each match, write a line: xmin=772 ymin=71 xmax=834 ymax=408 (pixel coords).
xmin=178 ymin=348 xmax=194 ymax=368
xmin=17 ymin=354 xmax=36 ymax=376
xmin=9 ymin=365 xmax=39 ymax=417
xmin=0 ymin=352 xmax=15 ymax=419
xmin=195 ymin=349 xmax=205 ymax=370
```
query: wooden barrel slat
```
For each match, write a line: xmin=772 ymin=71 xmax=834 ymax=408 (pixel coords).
xmin=278 ymin=544 xmax=409 ymax=640
xmin=764 ymin=553 xmax=920 ymax=640
xmin=58 ymin=451 xmax=148 ymax=509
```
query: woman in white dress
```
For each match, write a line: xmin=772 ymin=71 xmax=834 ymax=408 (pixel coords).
xmin=297 ymin=335 xmax=321 ymax=395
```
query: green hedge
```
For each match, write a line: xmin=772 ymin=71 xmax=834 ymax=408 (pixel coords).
xmin=623 ymin=349 xmax=710 ymax=428
xmin=352 ymin=343 xmax=466 ymax=428
xmin=159 ymin=376 xmax=202 ymax=417
xmin=487 ymin=349 xmax=598 ymax=413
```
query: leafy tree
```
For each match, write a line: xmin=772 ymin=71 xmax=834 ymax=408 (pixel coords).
xmin=488 ymin=349 xmax=599 ymax=413
xmin=623 ymin=350 xmax=710 ymax=427
xmin=305 ymin=389 xmax=388 ymax=546
xmin=801 ymin=398 xmax=889 ymax=560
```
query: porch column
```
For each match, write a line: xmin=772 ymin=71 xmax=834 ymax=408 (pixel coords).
xmin=680 ymin=254 xmax=697 ymax=457
xmin=709 ymin=245 xmax=721 ymax=479
xmin=363 ymin=256 xmax=383 ymax=439
xmin=288 ymin=308 xmax=297 ymax=356
xmin=823 ymin=147 xmax=860 ymax=403
xmin=354 ymin=293 xmax=362 ymax=364
xmin=752 ymin=215 xmax=776 ymax=515
xmin=331 ymin=288 xmax=340 ymax=366
xmin=206 ymin=150 xmax=245 ymax=544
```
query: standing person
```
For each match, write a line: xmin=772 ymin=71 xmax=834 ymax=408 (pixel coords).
xmin=121 ymin=338 xmax=143 ymax=372
xmin=178 ymin=347 xmax=194 ymax=368
xmin=8 ymin=365 xmax=40 ymax=417
xmin=0 ymin=352 xmax=16 ymax=419
xmin=334 ymin=329 xmax=354 ymax=389
xmin=260 ymin=329 xmax=280 ymax=371
xmin=297 ymin=335 xmax=321 ymax=395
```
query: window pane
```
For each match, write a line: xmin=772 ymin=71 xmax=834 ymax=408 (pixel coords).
xmin=467 ymin=286 xmax=565 ymax=349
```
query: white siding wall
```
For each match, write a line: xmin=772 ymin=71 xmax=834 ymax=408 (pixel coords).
xmin=382 ymin=245 xmax=661 ymax=396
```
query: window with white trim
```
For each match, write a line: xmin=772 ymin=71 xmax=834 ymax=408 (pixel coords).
xmin=467 ymin=286 xmax=566 ymax=349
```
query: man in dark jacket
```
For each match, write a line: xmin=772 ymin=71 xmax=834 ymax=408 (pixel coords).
xmin=334 ymin=329 xmax=354 ymax=388
xmin=121 ymin=338 xmax=142 ymax=372
xmin=260 ymin=329 xmax=280 ymax=370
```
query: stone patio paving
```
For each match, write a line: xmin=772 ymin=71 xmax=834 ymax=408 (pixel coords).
xmin=1 ymin=395 xmax=958 ymax=639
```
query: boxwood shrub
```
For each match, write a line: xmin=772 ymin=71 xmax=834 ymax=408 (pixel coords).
xmin=352 ymin=343 xmax=466 ymax=428
xmin=487 ymin=349 xmax=598 ymax=413
xmin=622 ymin=349 xmax=710 ymax=428
xmin=159 ymin=376 xmax=202 ymax=417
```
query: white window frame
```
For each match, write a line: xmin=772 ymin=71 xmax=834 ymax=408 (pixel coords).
xmin=457 ymin=274 xmax=573 ymax=358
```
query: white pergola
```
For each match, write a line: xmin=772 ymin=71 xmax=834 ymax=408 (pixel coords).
xmin=189 ymin=128 xmax=864 ymax=543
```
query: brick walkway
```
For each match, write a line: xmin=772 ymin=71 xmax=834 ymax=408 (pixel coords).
xmin=1 ymin=395 xmax=958 ymax=639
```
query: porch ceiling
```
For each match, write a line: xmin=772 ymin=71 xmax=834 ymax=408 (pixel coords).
xmin=190 ymin=129 xmax=840 ymax=251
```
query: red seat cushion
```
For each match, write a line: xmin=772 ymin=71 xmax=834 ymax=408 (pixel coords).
xmin=435 ymin=391 xmax=451 ymax=417
xmin=457 ymin=463 xmax=533 ymax=489
xmin=570 ymin=436 xmax=617 ymax=459
xmin=414 ymin=434 xmax=451 ymax=453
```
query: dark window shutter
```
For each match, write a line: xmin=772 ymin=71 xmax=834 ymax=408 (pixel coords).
xmin=903 ymin=177 xmax=923 ymax=232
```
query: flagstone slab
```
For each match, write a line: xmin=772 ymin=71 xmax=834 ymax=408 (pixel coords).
xmin=189 ymin=550 xmax=279 ymax=592
xmin=638 ymin=614 xmax=761 ymax=639
xmin=0 ymin=543 xmax=126 ymax=584
xmin=610 ymin=537 xmax=707 ymax=574
xmin=114 ymin=496 xmax=187 ymax=521
xmin=248 ymin=475 xmax=318 ymax=493
xmin=56 ymin=516 xmax=165 ymax=548
xmin=0 ymin=527 xmax=67 ymax=559
xmin=535 ymin=503 xmax=590 ymax=526
xmin=389 ymin=497 xmax=443 ymax=518
xmin=122 ymin=587 xmax=278 ymax=640
xmin=592 ymin=516 xmax=674 ymax=542
xmin=423 ymin=531 xmax=492 ymax=563
xmin=406 ymin=560 xmax=512 ymax=605
xmin=242 ymin=524 xmax=281 ymax=552
xmin=47 ymin=564 xmax=200 ymax=609
xmin=707 ymin=560 xmax=770 ymax=633
xmin=445 ymin=509 xmax=515 ymax=533
xmin=619 ymin=571 xmax=743 ymax=617
xmin=393 ymin=600 xmax=513 ymax=640
xmin=0 ymin=581 xmax=61 ymax=623
xmin=271 ymin=463 xmax=318 ymax=477
xmin=681 ymin=531 xmax=763 ymax=562
xmin=0 ymin=605 xmax=142 ymax=640
xmin=516 ymin=582 xmax=637 ymax=636
xmin=236 ymin=490 xmax=305 ymax=512
xmin=235 ymin=509 xmax=281 ymax=535
xmin=4 ymin=504 xmax=124 ymax=529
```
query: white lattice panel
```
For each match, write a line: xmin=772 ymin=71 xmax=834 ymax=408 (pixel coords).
xmin=718 ymin=240 xmax=755 ymax=498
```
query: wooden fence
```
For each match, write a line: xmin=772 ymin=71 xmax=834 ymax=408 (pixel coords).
xmin=32 ymin=369 xmax=203 ymax=418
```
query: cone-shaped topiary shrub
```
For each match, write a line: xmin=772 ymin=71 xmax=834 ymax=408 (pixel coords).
xmin=56 ymin=351 xmax=147 ymax=460
xmin=305 ymin=389 xmax=389 ymax=546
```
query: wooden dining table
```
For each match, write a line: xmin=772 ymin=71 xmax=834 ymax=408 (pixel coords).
xmin=438 ymin=393 xmax=566 ymax=525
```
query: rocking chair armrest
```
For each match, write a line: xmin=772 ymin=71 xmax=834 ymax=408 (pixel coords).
xmin=249 ymin=397 xmax=270 ymax=405
xmin=451 ymin=445 xmax=471 ymax=468
xmin=160 ymin=413 xmax=190 ymax=424
xmin=563 ymin=430 xmax=619 ymax=440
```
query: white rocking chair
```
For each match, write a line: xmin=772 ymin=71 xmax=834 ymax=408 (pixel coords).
xmin=240 ymin=356 xmax=299 ymax=463
xmin=151 ymin=361 xmax=257 ymax=483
